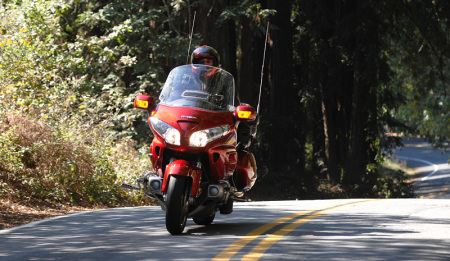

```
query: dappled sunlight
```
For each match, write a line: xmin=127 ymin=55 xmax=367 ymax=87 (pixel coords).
xmin=257 ymin=208 xmax=450 ymax=260
xmin=1 ymin=200 xmax=450 ymax=260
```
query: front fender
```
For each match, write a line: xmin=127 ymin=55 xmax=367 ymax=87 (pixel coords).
xmin=162 ymin=159 xmax=202 ymax=196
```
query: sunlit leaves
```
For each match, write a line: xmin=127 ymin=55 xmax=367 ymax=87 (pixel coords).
xmin=0 ymin=0 xmax=152 ymax=206
xmin=384 ymin=1 xmax=450 ymax=149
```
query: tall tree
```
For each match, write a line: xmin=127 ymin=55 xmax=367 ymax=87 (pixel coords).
xmin=345 ymin=0 xmax=388 ymax=185
xmin=265 ymin=0 xmax=305 ymax=181
xmin=383 ymin=1 xmax=450 ymax=150
xmin=194 ymin=0 xmax=237 ymax=76
xmin=293 ymin=0 xmax=391 ymax=191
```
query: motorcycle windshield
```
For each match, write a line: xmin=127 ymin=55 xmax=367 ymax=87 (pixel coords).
xmin=159 ymin=65 xmax=235 ymax=111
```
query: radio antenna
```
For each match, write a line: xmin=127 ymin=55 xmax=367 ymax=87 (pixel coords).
xmin=257 ymin=22 xmax=269 ymax=115
xmin=186 ymin=11 xmax=197 ymax=64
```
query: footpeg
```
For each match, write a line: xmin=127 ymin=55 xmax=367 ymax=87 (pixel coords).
xmin=121 ymin=183 xmax=141 ymax=191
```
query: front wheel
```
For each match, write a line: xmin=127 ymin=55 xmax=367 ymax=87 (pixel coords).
xmin=165 ymin=176 xmax=190 ymax=235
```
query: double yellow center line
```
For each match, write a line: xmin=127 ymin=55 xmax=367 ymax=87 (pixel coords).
xmin=213 ymin=199 xmax=375 ymax=261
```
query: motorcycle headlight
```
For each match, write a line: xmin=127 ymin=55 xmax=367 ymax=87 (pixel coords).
xmin=189 ymin=125 xmax=231 ymax=147
xmin=150 ymin=117 xmax=180 ymax=145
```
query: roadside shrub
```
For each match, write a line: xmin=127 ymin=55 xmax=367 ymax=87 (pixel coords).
xmin=372 ymin=167 xmax=414 ymax=198
xmin=0 ymin=112 xmax=151 ymax=206
xmin=0 ymin=0 xmax=154 ymax=207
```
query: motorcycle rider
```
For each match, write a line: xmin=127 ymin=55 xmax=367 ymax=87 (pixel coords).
xmin=191 ymin=45 xmax=257 ymax=151
xmin=191 ymin=45 xmax=220 ymax=67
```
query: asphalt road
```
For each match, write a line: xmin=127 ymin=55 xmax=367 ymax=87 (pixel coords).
xmin=1 ymin=199 xmax=449 ymax=260
xmin=1 ymin=139 xmax=449 ymax=261
xmin=393 ymin=139 xmax=450 ymax=199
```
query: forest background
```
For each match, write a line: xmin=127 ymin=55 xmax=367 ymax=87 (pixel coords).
xmin=0 ymin=0 xmax=449 ymax=216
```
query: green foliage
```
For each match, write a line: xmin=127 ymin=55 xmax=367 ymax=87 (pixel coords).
xmin=374 ymin=169 xmax=414 ymax=198
xmin=287 ymin=0 xmax=450 ymax=196
xmin=1 ymin=0 xmax=446 ymax=204
xmin=364 ymin=163 xmax=414 ymax=198
xmin=0 ymin=0 xmax=278 ymax=206
xmin=0 ymin=113 xmax=151 ymax=205
xmin=0 ymin=0 xmax=152 ymax=206
xmin=217 ymin=0 xmax=275 ymax=33
xmin=56 ymin=0 xmax=197 ymax=144
xmin=383 ymin=1 xmax=450 ymax=150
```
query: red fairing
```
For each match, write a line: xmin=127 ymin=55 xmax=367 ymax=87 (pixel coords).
xmin=151 ymin=104 xmax=235 ymax=143
xmin=235 ymin=150 xmax=257 ymax=190
xmin=148 ymin=104 xmax=238 ymax=183
xmin=208 ymin=146 xmax=238 ymax=180
xmin=149 ymin=137 xmax=165 ymax=177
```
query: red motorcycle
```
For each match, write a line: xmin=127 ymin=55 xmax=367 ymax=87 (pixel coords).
xmin=123 ymin=64 xmax=257 ymax=235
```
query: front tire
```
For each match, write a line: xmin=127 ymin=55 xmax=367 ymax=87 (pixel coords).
xmin=165 ymin=176 xmax=189 ymax=235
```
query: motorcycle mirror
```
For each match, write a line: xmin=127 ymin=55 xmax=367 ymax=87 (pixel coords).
xmin=134 ymin=94 xmax=154 ymax=110
xmin=234 ymin=105 xmax=257 ymax=121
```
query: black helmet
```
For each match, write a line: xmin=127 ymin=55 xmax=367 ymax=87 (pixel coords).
xmin=191 ymin=45 xmax=220 ymax=67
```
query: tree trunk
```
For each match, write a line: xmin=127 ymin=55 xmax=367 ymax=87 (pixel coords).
xmin=320 ymin=82 xmax=340 ymax=184
xmin=265 ymin=0 xmax=299 ymax=174
xmin=344 ymin=0 xmax=379 ymax=186
xmin=195 ymin=0 xmax=236 ymax=74
xmin=238 ymin=16 xmax=256 ymax=105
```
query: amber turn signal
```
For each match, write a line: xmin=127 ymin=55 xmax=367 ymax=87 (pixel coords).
xmin=238 ymin=111 xmax=252 ymax=119
xmin=134 ymin=94 xmax=154 ymax=110
xmin=136 ymin=99 xmax=148 ymax=109
xmin=234 ymin=104 xmax=256 ymax=121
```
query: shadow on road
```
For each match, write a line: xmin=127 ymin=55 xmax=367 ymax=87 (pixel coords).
xmin=1 ymin=201 xmax=449 ymax=260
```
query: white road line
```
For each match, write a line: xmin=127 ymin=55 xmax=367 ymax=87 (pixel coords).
xmin=396 ymin=156 xmax=438 ymax=182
